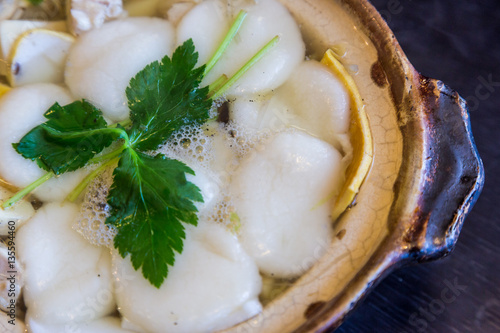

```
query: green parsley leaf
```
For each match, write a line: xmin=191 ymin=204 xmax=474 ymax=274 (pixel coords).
xmin=126 ymin=39 xmax=212 ymax=151
xmin=106 ymin=148 xmax=203 ymax=288
xmin=10 ymin=40 xmax=213 ymax=288
xmin=13 ymin=100 xmax=122 ymax=174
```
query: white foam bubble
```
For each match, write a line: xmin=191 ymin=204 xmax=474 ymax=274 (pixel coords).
xmin=157 ymin=124 xmax=215 ymax=171
xmin=73 ymin=167 xmax=116 ymax=248
xmin=72 ymin=117 xmax=294 ymax=247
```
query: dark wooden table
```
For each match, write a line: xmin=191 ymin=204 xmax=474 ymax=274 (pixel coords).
xmin=337 ymin=1 xmax=500 ymax=332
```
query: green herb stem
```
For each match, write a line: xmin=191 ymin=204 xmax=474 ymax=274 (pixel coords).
xmin=66 ymin=157 xmax=120 ymax=202
xmin=7 ymin=39 xmax=219 ymax=288
xmin=45 ymin=127 xmax=126 ymax=141
xmin=208 ymin=74 xmax=228 ymax=97
xmin=109 ymin=119 xmax=133 ymax=129
xmin=204 ymin=10 xmax=248 ymax=77
xmin=1 ymin=172 xmax=54 ymax=209
xmin=211 ymin=35 xmax=280 ymax=100
xmin=89 ymin=145 xmax=126 ymax=164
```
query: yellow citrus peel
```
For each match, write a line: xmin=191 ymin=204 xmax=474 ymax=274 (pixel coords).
xmin=321 ymin=49 xmax=373 ymax=221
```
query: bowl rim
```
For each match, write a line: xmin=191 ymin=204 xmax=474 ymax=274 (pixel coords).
xmin=291 ymin=0 xmax=485 ymax=331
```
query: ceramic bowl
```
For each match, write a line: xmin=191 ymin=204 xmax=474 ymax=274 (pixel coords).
xmin=224 ymin=0 xmax=484 ymax=332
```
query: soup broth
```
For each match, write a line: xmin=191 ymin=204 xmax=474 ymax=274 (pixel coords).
xmin=0 ymin=0 xmax=401 ymax=332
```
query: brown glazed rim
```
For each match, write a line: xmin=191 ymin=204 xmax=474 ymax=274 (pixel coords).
xmin=294 ymin=0 xmax=485 ymax=331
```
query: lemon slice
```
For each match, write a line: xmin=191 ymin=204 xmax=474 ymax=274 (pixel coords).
xmin=321 ymin=49 xmax=373 ymax=221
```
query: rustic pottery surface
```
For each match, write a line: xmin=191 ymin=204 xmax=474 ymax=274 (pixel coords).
xmin=338 ymin=1 xmax=499 ymax=332
xmin=225 ymin=0 xmax=486 ymax=332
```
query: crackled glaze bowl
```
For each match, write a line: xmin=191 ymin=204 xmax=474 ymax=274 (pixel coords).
xmin=222 ymin=0 xmax=484 ymax=332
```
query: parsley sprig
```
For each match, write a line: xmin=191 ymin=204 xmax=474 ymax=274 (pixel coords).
xmin=12 ymin=39 xmax=210 ymax=288
xmin=1 ymin=10 xmax=280 ymax=288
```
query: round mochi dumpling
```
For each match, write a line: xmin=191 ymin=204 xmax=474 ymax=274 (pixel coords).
xmin=230 ymin=131 xmax=344 ymax=278
xmin=273 ymin=60 xmax=351 ymax=143
xmin=227 ymin=62 xmax=350 ymax=145
xmin=176 ymin=0 xmax=229 ymax=66
xmin=113 ymin=223 xmax=262 ymax=333
xmin=0 ymin=83 xmax=90 ymax=202
xmin=177 ymin=0 xmax=305 ymax=97
xmin=17 ymin=202 xmax=115 ymax=326
xmin=65 ymin=17 xmax=175 ymax=122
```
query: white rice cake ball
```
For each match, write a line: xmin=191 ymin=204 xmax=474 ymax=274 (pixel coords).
xmin=231 ymin=131 xmax=344 ymax=278
xmin=177 ymin=0 xmax=305 ymax=97
xmin=17 ymin=203 xmax=115 ymax=325
xmin=65 ymin=17 xmax=175 ymax=122
xmin=113 ymin=222 xmax=262 ymax=333
xmin=274 ymin=60 xmax=351 ymax=142
xmin=229 ymin=60 xmax=351 ymax=148
xmin=176 ymin=0 xmax=229 ymax=66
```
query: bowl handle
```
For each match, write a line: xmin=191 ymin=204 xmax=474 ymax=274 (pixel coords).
xmin=408 ymin=76 xmax=484 ymax=262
